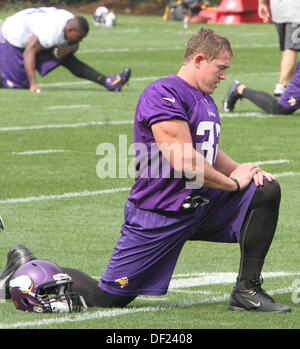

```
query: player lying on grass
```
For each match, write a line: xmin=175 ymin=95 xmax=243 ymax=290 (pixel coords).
xmin=0 ymin=28 xmax=291 ymax=313
xmin=223 ymin=59 xmax=300 ymax=114
xmin=0 ymin=7 xmax=131 ymax=93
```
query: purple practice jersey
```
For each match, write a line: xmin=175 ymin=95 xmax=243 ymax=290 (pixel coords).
xmin=279 ymin=59 xmax=300 ymax=110
xmin=99 ymin=75 xmax=258 ymax=296
xmin=127 ymin=74 xmax=221 ymax=211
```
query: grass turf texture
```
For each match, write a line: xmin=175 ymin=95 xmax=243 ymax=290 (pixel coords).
xmin=0 ymin=12 xmax=300 ymax=331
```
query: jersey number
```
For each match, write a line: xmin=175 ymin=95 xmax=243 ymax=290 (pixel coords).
xmin=196 ymin=121 xmax=220 ymax=165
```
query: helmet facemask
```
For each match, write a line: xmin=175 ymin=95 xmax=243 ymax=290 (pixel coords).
xmin=35 ymin=280 xmax=87 ymax=313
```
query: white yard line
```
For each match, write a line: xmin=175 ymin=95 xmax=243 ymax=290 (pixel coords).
xmin=220 ymin=112 xmax=274 ymax=118
xmin=273 ymin=172 xmax=300 ymax=178
xmin=137 ymin=297 xmax=169 ymax=301
xmin=44 ymin=105 xmax=90 ymax=110
xmin=78 ymin=46 xmax=184 ymax=54
xmin=11 ymin=149 xmax=67 ymax=156
xmin=170 ymin=290 xmax=219 ymax=295
xmin=38 ymin=76 xmax=160 ymax=87
xmin=0 ymin=187 xmax=132 ymax=205
xmin=0 ymin=120 xmax=134 ymax=132
xmin=255 ymin=159 xmax=291 ymax=165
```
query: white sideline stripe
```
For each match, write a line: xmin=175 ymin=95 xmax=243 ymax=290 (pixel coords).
xmin=0 ymin=187 xmax=132 ymax=204
xmin=0 ymin=120 xmax=134 ymax=132
xmin=44 ymin=105 xmax=90 ymax=110
xmin=12 ymin=149 xmax=66 ymax=156
xmin=0 ymin=287 xmax=292 ymax=329
xmin=1 ymin=170 xmax=300 ymax=205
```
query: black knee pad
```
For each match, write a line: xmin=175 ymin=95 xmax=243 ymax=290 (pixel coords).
xmin=92 ymin=286 xmax=136 ymax=308
xmin=249 ymin=180 xmax=281 ymax=210
xmin=271 ymin=102 xmax=294 ymax=115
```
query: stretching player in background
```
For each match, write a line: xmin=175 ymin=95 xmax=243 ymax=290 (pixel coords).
xmin=0 ymin=7 xmax=131 ymax=93
xmin=0 ymin=29 xmax=291 ymax=313
xmin=223 ymin=58 xmax=300 ymax=114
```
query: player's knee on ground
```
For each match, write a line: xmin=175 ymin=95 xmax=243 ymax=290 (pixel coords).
xmin=242 ymin=88 xmax=294 ymax=115
xmin=271 ymin=101 xmax=294 ymax=115
xmin=60 ymin=267 xmax=136 ymax=308
xmin=92 ymin=287 xmax=137 ymax=308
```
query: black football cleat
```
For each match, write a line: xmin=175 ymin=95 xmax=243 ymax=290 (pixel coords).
xmin=228 ymin=275 xmax=291 ymax=313
xmin=222 ymin=80 xmax=242 ymax=113
xmin=105 ymin=67 xmax=131 ymax=92
xmin=0 ymin=244 xmax=36 ymax=299
xmin=0 ymin=217 xmax=4 ymax=230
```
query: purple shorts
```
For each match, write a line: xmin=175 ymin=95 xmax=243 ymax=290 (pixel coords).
xmin=0 ymin=40 xmax=63 ymax=89
xmin=99 ymin=181 xmax=257 ymax=296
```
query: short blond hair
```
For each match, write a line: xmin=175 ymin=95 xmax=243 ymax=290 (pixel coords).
xmin=183 ymin=28 xmax=233 ymax=63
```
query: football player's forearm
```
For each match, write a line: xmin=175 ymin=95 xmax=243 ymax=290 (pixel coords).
xmin=170 ymin=150 xmax=239 ymax=192
xmin=23 ymin=51 xmax=37 ymax=87
xmin=203 ymin=169 xmax=238 ymax=192
xmin=23 ymin=34 xmax=42 ymax=89
xmin=213 ymin=149 xmax=239 ymax=177
xmin=179 ymin=147 xmax=237 ymax=191
xmin=182 ymin=148 xmax=261 ymax=192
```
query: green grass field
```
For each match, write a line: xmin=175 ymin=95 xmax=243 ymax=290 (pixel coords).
xmin=0 ymin=12 xmax=300 ymax=332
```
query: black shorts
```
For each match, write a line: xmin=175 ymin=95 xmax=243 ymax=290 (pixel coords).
xmin=275 ymin=23 xmax=300 ymax=51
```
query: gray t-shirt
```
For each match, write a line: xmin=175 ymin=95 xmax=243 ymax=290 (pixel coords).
xmin=270 ymin=0 xmax=300 ymax=23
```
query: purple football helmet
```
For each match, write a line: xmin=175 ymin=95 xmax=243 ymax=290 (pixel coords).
xmin=9 ymin=259 xmax=87 ymax=313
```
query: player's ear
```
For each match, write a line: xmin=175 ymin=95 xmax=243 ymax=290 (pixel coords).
xmin=64 ymin=23 xmax=74 ymax=36
xmin=194 ymin=54 xmax=204 ymax=69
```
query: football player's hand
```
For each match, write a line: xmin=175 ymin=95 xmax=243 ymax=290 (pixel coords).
xmin=30 ymin=84 xmax=41 ymax=93
xmin=230 ymin=163 xmax=260 ymax=190
xmin=54 ymin=44 xmax=79 ymax=59
xmin=253 ymin=170 xmax=276 ymax=186
xmin=258 ymin=4 xmax=270 ymax=23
